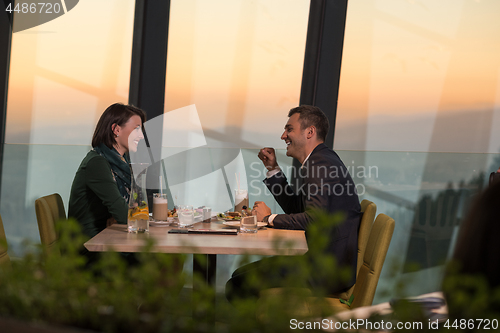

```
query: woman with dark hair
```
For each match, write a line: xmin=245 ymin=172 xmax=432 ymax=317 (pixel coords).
xmin=69 ymin=103 xmax=146 ymax=244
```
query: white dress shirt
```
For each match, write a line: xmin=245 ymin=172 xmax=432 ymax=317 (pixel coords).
xmin=265 ymin=151 xmax=313 ymax=226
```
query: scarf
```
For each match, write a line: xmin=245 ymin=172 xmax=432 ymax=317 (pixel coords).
xmin=93 ymin=143 xmax=131 ymax=201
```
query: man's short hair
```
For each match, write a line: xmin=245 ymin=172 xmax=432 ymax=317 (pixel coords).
xmin=288 ymin=105 xmax=329 ymax=142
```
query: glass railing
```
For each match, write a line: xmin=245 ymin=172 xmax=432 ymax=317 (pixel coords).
xmin=1 ymin=143 xmax=497 ymax=300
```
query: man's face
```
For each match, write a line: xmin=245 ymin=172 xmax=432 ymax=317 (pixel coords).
xmin=281 ymin=113 xmax=307 ymax=159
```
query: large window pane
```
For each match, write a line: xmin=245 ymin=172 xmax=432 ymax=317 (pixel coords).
xmin=162 ymin=0 xmax=309 ymax=214
xmin=336 ymin=0 xmax=500 ymax=301
xmin=1 ymin=0 xmax=135 ymax=253
xmin=161 ymin=0 xmax=310 ymax=291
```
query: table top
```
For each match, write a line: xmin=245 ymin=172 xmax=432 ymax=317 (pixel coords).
xmin=84 ymin=221 xmax=308 ymax=256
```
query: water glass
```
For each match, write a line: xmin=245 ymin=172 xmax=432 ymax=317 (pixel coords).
xmin=240 ymin=215 xmax=258 ymax=233
xmin=203 ymin=207 xmax=212 ymax=222
xmin=178 ymin=205 xmax=195 ymax=227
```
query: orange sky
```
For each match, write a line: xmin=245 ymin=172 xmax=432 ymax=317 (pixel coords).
xmin=5 ymin=0 xmax=500 ymax=153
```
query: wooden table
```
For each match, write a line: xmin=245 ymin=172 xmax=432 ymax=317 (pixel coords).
xmin=84 ymin=221 xmax=308 ymax=257
xmin=84 ymin=221 xmax=308 ymax=324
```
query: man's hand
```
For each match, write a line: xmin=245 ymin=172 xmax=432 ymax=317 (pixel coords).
xmin=252 ymin=201 xmax=272 ymax=222
xmin=258 ymin=147 xmax=279 ymax=172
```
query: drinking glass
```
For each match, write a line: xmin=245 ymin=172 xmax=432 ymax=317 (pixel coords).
xmin=128 ymin=166 xmax=149 ymax=233
xmin=234 ymin=189 xmax=249 ymax=213
xmin=203 ymin=207 xmax=212 ymax=222
xmin=178 ymin=205 xmax=195 ymax=227
xmin=153 ymin=193 xmax=169 ymax=221
xmin=240 ymin=215 xmax=258 ymax=233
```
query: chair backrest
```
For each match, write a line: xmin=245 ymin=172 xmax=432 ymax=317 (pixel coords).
xmin=357 ymin=200 xmax=377 ymax=277
xmin=0 ymin=213 xmax=11 ymax=267
xmin=350 ymin=213 xmax=395 ymax=309
xmin=334 ymin=199 xmax=377 ymax=300
xmin=35 ymin=193 xmax=66 ymax=256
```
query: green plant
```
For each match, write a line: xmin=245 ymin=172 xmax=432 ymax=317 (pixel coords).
xmin=2 ymin=213 xmax=498 ymax=332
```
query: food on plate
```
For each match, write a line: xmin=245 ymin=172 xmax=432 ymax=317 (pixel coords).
xmin=217 ymin=212 xmax=241 ymax=220
xmin=168 ymin=208 xmax=177 ymax=217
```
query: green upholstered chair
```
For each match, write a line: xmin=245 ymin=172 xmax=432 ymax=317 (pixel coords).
xmin=35 ymin=193 xmax=66 ymax=257
xmin=332 ymin=199 xmax=377 ymax=302
xmin=317 ymin=213 xmax=395 ymax=312
xmin=258 ymin=200 xmax=377 ymax=301
xmin=258 ymin=212 xmax=395 ymax=319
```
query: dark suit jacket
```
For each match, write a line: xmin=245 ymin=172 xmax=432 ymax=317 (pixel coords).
xmin=264 ymin=143 xmax=361 ymax=291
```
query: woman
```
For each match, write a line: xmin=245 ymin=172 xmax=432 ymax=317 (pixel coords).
xmin=68 ymin=103 xmax=146 ymax=245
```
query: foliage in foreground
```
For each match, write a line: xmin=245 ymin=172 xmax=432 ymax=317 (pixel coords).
xmin=0 ymin=213 xmax=499 ymax=332
xmin=0 ymin=213 xmax=347 ymax=333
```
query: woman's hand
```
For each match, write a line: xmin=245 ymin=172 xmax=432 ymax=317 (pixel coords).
xmin=107 ymin=217 xmax=117 ymax=227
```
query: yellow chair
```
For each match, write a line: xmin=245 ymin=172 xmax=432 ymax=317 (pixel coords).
xmin=259 ymin=200 xmax=377 ymax=300
xmin=0 ymin=213 xmax=11 ymax=267
xmin=321 ymin=213 xmax=395 ymax=312
xmin=257 ymin=201 xmax=379 ymax=320
xmin=332 ymin=199 xmax=377 ymax=302
xmin=35 ymin=193 xmax=66 ymax=257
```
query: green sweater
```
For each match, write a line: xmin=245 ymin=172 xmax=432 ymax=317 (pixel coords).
xmin=68 ymin=150 xmax=128 ymax=239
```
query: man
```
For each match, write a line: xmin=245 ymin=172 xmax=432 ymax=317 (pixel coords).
xmin=225 ymin=105 xmax=361 ymax=301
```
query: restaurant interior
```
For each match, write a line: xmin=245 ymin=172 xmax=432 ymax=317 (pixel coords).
xmin=1 ymin=0 xmax=499 ymax=330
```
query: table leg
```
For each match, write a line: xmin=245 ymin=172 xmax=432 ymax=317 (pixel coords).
xmin=193 ymin=253 xmax=216 ymax=285
xmin=192 ymin=254 xmax=217 ymax=327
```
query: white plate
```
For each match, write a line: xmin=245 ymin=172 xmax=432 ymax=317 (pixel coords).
xmin=150 ymin=221 xmax=170 ymax=227
xmin=150 ymin=217 xmax=176 ymax=224
xmin=223 ymin=221 xmax=267 ymax=228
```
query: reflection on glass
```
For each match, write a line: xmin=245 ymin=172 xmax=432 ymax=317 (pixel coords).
xmin=335 ymin=0 xmax=500 ymax=302
xmin=163 ymin=0 xmax=310 ymax=213
xmin=1 ymin=0 xmax=135 ymax=254
xmin=336 ymin=0 xmax=500 ymax=153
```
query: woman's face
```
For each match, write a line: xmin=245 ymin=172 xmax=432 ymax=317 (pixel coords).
xmin=114 ymin=115 xmax=144 ymax=154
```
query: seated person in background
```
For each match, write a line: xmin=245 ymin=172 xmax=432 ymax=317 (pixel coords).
xmin=443 ymin=181 xmax=500 ymax=320
xmin=226 ymin=105 xmax=361 ymax=301
xmin=68 ymin=103 xmax=146 ymax=263
xmin=489 ymin=167 xmax=500 ymax=185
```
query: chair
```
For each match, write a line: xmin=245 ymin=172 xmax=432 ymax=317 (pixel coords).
xmin=257 ymin=201 xmax=378 ymax=317
xmin=322 ymin=213 xmax=395 ymax=311
xmin=332 ymin=199 xmax=377 ymax=302
xmin=257 ymin=212 xmax=395 ymax=320
xmin=35 ymin=193 xmax=66 ymax=257
xmin=258 ymin=200 xmax=377 ymax=300
xmin=0 ymin=213 xmax=11 ymax=267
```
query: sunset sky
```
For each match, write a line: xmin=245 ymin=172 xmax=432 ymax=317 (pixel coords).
xmin=336 ymin=0 xmax=500 ymax=153
xmin=4 ymin=0 xmax=500 ymax=153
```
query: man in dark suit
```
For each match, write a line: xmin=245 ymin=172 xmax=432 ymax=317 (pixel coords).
xmin=226 ymin=105 xmax=361 ymax=301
